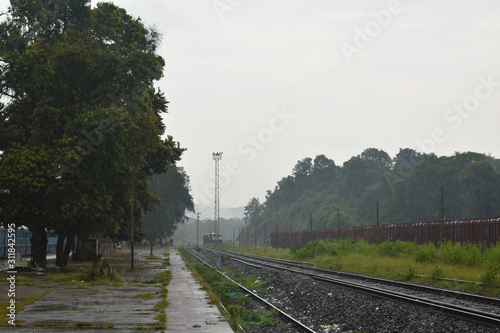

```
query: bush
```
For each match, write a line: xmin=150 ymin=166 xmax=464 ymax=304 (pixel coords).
xmin=485 ymin=244 xmax=500 ymax=267
xmin=437 ymin=240 xmax=464 ymax=265
xmin=293 ymin=240 xmax=337 ymax=259
xmin=415 ymin=242 xmax=438 ymax=263
xmin=377 ymin=241 xmax=416 ymax=257
xmin=404 ymin=267 xmax=417 ymax=281
xmin=437 ymin=240 xmax=485 ymax=267
xmin=461 ymin=242 xmax=485 ymax=267
xmin=378 ymin=241 xmax=399 ymax=257
xmin=481 ymin=266 xmax=499 ymax=287
xmin=432 ymin=266 xmax=444 ymax=280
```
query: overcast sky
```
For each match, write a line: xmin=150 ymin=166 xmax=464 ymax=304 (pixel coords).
xmin=2 ymin=0 xmax=500 ymax=216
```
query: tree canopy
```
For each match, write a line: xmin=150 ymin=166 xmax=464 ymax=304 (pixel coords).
xmin=142 ymin=165 xmax=194 ymax=243
xmin=0 ymin=0 xmax=184 ymax=266
xmin=244 ymin=148 xmax=500 ymax=240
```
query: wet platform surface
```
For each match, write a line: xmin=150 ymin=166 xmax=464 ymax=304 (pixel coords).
xmin=0 ymin=247 xmax=234 ymax=332
xmin=166 ymin=248 xmax=234 ymax=332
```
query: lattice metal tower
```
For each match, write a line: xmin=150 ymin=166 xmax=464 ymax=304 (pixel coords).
xmin=212 ymin=152 xmax=223 ymax=233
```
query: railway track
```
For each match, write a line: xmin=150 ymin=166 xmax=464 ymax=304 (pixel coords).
xmin=198 ymin=247 xmax=500 ymax=331
xmin=186 ymin=248 xmax=316 ymax=332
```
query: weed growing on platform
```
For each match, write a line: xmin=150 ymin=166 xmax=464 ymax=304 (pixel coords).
xmin=178 ymin=247 xmax=279 ymax=330
xmin=150 ymin=268 xmax=171 ymax=329
xmin=0 ymin=287 xmax=56 ymax=326
xmin=44 ymin=267 xmax=124 ymax=286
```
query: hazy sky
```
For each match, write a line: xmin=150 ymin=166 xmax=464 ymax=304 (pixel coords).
xmin=2 ymin=1 xmax=500 ymax=216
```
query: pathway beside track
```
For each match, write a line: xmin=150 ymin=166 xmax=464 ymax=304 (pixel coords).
xmin=166 ymin=246 xmax=234 ymax=332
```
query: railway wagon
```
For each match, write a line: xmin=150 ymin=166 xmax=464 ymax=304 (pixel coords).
xmin=270 ymin=216 xmax=500 ymax=249
xmin=203 ymin=232 xmax=222 ymax=245
xmin=0 ymin=228 xmax=58 ymax=259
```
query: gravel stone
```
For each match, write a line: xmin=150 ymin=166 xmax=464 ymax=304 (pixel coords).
xmin=195 ymin=248 xmax=500 ymax=333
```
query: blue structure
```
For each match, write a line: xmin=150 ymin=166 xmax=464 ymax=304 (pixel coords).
xmin=0 ymin=228 xmax=57 ymax=259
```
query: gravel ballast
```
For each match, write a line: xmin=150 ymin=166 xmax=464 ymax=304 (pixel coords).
xmin=194 ymin=248 xmax=500 ymax=333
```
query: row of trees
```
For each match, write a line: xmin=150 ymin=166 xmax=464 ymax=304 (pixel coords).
xmin=244 ymin=148 xmax=500 ymax=238
xmin=0 ymin=0 xmax=192 ymax=266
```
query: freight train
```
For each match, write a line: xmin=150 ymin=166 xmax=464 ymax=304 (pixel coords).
xmin=270 ymin=216 xmax=500 ymax=249
xmin=203 ymin=232 xmax=222 ymax=245
xmin=0 ymin=228 xmax=58 ymax=259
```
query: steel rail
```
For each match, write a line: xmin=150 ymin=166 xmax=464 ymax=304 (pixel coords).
xmin=187 ymin=249 xmax=316 ymax=333
xmin=211 ymin=248 xmax=500 ymax=306
xmin=312 ymin=275 xmax=500 ymax=328
xmin=208 ymin=248 xmax=500 ymax=328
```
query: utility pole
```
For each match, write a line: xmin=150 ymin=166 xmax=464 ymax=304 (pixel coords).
xmin=310 ymin=213 xmax=313 ymax=243
xmin=337 ymin=209 xmax=340 ymax=239
xmin=441 ymin=187 xmax=445 ymax=240
xmin=130 ymin=184 xmax=135 ymax=271
xmin=196 ymin=212 xmax=200 ymax=248
xmin=376 ymin=201 xmax=380 ymax=244
xmin=276 ymin=221 xmax=278 ymax=254
xmin=150 ymin=210 xmax=156 ymax=256
xmin=264 ymin=221 xmax=267 ymax=253
xmin=212 ymin=152 xmax=223 ymax=234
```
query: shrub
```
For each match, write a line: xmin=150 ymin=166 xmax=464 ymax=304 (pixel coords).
xmin=437 ymin=240 xmax=464 ymax=265
xmin=432 ymin=266 xmax=444 ymax=280
xmin=404 ymin=267 xmax=417 ymax=281
xmin=293 ymin=240 xmax=338 ymax=259
xmin=481 ymin=266 xmax=499 ymax=287
xmin=415 ymin=242 xmax=438 ymax=263
xmin=483 ymin=243 xmax=500 ymax=267
xmin=461 ymin=242 xmax=485 ymax=267
xmin=378 ymin=241 xmax=399 ymax=257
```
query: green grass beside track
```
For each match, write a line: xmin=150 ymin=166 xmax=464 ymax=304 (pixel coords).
xmin=211 ymin=239 xmax=500 ymax=297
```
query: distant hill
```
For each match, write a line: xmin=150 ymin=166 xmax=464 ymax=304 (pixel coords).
xmin=189 ymin=205 xmax=244 ymax=219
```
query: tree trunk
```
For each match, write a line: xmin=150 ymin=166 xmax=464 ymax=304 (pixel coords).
xmin=74 ymin=232 xmax=88 ymax=262
xmin=62 ymin=233 xmax=74 ymax=266
xmin=55 ymin=229 xmax=66 ymax=267
xmin=31 ymin=223 xmax=47 ymax=267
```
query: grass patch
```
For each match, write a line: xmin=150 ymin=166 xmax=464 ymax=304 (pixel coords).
xmin=132 ymin=293 xmax=155 ymax=301
xmin=217 ymin=239 xmax=500 ymax=296
xmin=178 ymin=247 xmax=279 ymax=330
xmin=150 ymin=262 xmax=171 ymax=330
xmin=0 ymin=287 xmax=56 ymax=326
xmin=43 ymin=267 xmax=124 ymax=286
xmin=154 ymin=270 xmax=172 ymax=286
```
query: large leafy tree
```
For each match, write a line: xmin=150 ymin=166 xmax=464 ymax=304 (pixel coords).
xmin=142 ymin=165 xmax=194 ymax=244
xmin=244 ymin=197 xmax=263 ymax=226
xmin=0 ymin=0 xmax=184 ymax=266
xmin=460 ymin=161 xmax=500 ymax=218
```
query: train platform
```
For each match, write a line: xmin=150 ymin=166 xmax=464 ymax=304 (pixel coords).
xmin=166 ymin=247 xmax=234 ymax=332
xmin=0 ymin=247 xmax=234 ymax=332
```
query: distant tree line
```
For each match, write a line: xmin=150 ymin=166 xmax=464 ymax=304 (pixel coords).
xmin=244 ymin=148 xmax=500 ymax=235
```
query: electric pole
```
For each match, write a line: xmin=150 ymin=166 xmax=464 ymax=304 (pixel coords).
xmin=196 ymin=212 xmax=200 ymax=248
xmin=213 ymin=152 xmax=223 ymax=234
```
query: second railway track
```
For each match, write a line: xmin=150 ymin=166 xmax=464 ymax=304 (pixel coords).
xmin=190 ymin=246 xmax=500 ymax=332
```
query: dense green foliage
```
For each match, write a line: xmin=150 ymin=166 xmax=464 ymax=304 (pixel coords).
xmin=0 ymin=0 xmax=187 ymax=265
xmin=244 ymin=149 xmax=500 ymax=239
xmin=292 ymin=238 xmax=500 ymax=270
xmin=142 ymin=165 xmax=194 ymax=242
xmin=291 ymin=238 xmax=500 ymax=287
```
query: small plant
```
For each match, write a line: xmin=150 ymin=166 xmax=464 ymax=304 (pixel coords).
xmin=432 ymin=266 xmax=444 ymax=280
xmin=404 ymin=267 xmax=417 ymax=281
xmin=481 ymin=266 xmax=499 ymax=287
